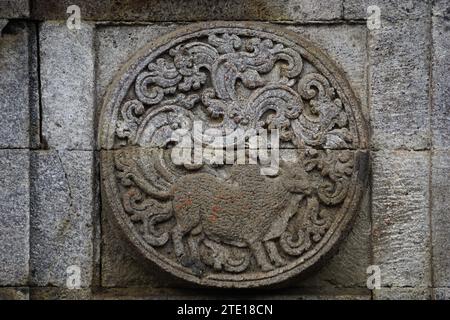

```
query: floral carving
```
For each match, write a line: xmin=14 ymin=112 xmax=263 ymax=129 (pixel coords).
xmin=99 ymin=23 xmax=368 ymax=288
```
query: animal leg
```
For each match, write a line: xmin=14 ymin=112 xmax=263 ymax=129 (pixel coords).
xmin=186 ymin=235 xmax=205 ymax=275
xmin=188 ymin=235 xmax=200 ymax=261
xmin=171 ymin=224 xmax=186 ymax=260
xmin=265 ymin=240 xmax=286 ymax=267
xmin=249 ymin=241 xmax=274 ymax=271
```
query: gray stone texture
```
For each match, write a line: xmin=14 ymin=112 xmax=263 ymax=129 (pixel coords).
xmin=0 ymin=21 xmax=39 ymax=148
xmin=434 ymin=288 xmax=450 ymax=300
xmin=372 ymin=151 xmax=431 ymax=288
xmin=343 ymin=0 xmax=429 ymax=20
xmin=29 ymin=287 xmax=92 ymax=300
xmin=432 ymin=10 xmax=450 ymax=148
xmin=369 ymin=17 xmax=431 ymax=150
xmin=0 ymin=0 xmax=30 ymax=18
xmin=101 ymin=205 xmax=185 ymax=288
xmin=30 ymin=150 xmax=95 ymax=287
xmin=373 ymin=288 xmax=432 ymax=300
xmin=32 ymin=0 xmax=342 ymax=22
xmin=0 ymin=150 xmax=30 ymax=286
xmin=40 ymin=22 xmax=95 ymax=150
xmin=431 ymin=150 xmax=450 ymax=288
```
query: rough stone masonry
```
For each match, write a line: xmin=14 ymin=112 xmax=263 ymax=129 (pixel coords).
xmin=0 ymin=0 xmax=449 ymax=300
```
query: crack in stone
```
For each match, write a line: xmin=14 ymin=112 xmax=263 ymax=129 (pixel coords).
xmin=56 ymin=151 xmax=75 ymax=217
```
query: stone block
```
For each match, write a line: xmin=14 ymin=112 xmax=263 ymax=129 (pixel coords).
xmin=373 ymin=288 xmax=432 ymax=300
xmin=431 ymin=15 xmax=450 ymax=148
xmin=372 ymin=150 xmax=431 ymax=288
xmin=31 ymin=0 xmax=342 ymax=22
xmin=29 ymin=288 xmax=92 ymax=300
xmin=369 ymin=18 xmax=431 ymax=150
xmin=344 ymin=0 xmax=429 ymax=21
xmin=40 ymin=21 xmax=95 ymax=150
xmin=431 ymin=150 xmax=450 ymax=287
xmin=433 ymin=0 xmax=450 ymax=17
xmin=0 ymin=150 xmax=30 ymax=286
xmin=30 ymin=150 xmax=95 ymax=287
xmin=0 ymin=21 xmax=39 ymax=148
xmin=434 ymin=288 xmax=450 ymax=300
xmin=0 ymin=0 xmax=29 ymax=18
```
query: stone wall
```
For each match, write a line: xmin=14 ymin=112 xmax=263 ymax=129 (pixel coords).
xmin=0 ymin=0 xmax=449 ymax=300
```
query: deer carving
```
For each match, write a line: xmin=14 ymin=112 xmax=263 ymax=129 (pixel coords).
xmin=170 ymin=163 xmax=311 ymax=271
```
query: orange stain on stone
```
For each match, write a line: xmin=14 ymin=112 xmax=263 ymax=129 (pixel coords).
xmin=209 ymin=205 xmax=222 ymax=223
xmin=175 ymin=198 xmax=193 ymax=211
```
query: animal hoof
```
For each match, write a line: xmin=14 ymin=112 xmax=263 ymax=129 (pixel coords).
xmin=179 ymin=254 xmax=193 ymax=267
xmin=191 ymin=260 xmax=206 ymax=276
xmin=179 ymin=255 xmax=205 ymax=276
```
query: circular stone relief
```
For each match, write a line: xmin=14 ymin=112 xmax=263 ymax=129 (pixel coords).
xmin=99 ymin=22 xmax=369 ymax=288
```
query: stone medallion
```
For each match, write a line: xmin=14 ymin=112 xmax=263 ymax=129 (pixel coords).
xmin=99 ymin=22 xmax=368 ymax=288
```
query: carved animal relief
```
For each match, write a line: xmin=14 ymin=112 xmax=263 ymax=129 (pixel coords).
xmin=99 ymin=22 xmax=368 ymax=287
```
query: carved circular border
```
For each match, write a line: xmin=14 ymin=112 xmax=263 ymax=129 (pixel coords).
xmin=99 ymin=22 xmax=368 ymax=288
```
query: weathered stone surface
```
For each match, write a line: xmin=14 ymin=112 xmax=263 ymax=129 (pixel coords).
xmin=101 ymin=204 xmax=185 ymax=288
xmin=0 ymin=21 xmax=39 ymax=148
xmin=372 ymin=151 xmax=431 ymax=288
xmin=0 ymin=150 xmax=30 ymax=286
xmin=0 ymin=288 xmax=29 ymax=300
xmin=287 ymin=24 xmax=369 ymax=122
xmin=99 ymin=22 xmax=368 ymax=288
xmin=32 ymin=0 xmax=342 ymax=22
xmin=434 ymin=288 xmax=450 ymax=300
xmin=369 ymin=18 xmax=431 ymax=150
xmin=96 ymin=24 xmax=178 ymax=105
xmin=431 ymin=150 xmax=450 ymax=287
xmin=40 ymin=22 xmax=95 ymax=150
xmin=0 ymin=0 xmax=29 ymax=18
xmin=373 ymin=288 xmax=432 ymax=300
xmin=98 ymin=23 xmax=370 ymax=289
xmin=102 ymin=151 xmax=371 ymax=290
xmin=433 ymin=0 xmax=450 ymax=17
xmin=30 ymin=150 xmax=95 ymax=287
xmin=431 ymin=14 xmax=450 ymax=148
xmin=299 ymin=186 xmax=371 ymax=288
xmin=29 ymin=288 xmax=92 ymax=300
xmin=343 ymin=0 xmax=429 ymax=20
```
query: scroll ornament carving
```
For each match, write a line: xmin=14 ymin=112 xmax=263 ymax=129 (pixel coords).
xmin=99 ymin=23 xmax=368 ymax=287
